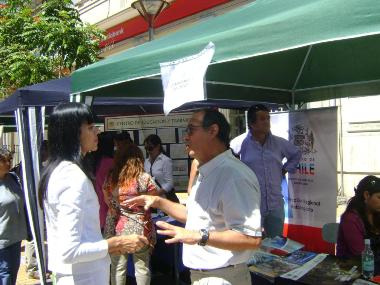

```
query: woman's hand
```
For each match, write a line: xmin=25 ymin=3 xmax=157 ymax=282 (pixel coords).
xmin=156 ymin=221 xmax=200 ymax=245
xmin=107 ymin=234 xmax=149 ymax=255
xmin=121 ymin=195 xmax=160 ymax=211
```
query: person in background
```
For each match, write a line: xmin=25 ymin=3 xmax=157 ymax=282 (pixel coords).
xmin=113 ymin=130 xmax=134 ymax=153
xmin=94 ymin=132 xmax=115 ymax=232
xmin=126 ymin=109 xmax=262 ymax=285
xmin=143 ymin=134 xmax=178 ymax=203
xmin=40 ymin=140 xmax=49 ymax=168
xmin=104 ymin=144 xmax=159 ymax=285
xmin=337 ymin=175 xmax=380 ymax=273
xmin=186 ymin=150 xmax=199 ymax=195
xmin=38 ymin=102 xmax=148 ymax=285
xmin=95 ymin=130 xmax=134 ymax=231
xmin=102 ymin=130 xmax=135 ymax=213
xmin=230 ymin=104 xmax=301 ymax=238
xmin=0 ymin=147 xmax=28 ymax=285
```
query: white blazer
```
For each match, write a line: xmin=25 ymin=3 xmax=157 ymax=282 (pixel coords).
xmin=44 ymin=161 xmax=110 ymax=276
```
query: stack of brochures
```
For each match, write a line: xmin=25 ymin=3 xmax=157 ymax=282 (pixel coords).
xmin=285 ymin=250 xmax=318 ymax=265
xmin=261 ymin=236 xmax=304 ymax=256
xmin=248 ymin=251 xmax=299 ymax=281
xmin=248 ymin=243 xmax=319 ymax=282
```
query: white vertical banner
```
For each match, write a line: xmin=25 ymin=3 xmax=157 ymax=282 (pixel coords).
xmin=272 ymin=108 xmax=337 ymax=228
xmin=160 ymin=42 xmax=215 ymax=115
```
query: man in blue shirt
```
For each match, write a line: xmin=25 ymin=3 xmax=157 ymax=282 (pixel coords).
xmin=231 ymin=104 xmax=301 ymax=238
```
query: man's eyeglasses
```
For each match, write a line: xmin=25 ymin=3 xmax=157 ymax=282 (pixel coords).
xmin=185 ymin=124 xmax=203 ymax=135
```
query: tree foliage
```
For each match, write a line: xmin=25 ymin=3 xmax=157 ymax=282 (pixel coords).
xmin=0 ymin=0 xmax=105 ymax=98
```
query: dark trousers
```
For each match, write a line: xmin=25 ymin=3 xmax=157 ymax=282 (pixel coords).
xmin=0 ymin=241 xmax=21 ymax=285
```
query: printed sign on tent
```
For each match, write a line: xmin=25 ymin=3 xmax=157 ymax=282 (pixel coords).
xmin=160 ymin=42 xmax=215 ymax=115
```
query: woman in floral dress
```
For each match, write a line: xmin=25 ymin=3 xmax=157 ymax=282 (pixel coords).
xmin=104 ymin=144 xmax=159 ymax=285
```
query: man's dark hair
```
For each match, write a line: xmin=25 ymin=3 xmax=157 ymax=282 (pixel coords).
xmin=201 ymin=109 xmax=230 ymax=147
xmin=247 ymin=104 xmax=270 ymax=125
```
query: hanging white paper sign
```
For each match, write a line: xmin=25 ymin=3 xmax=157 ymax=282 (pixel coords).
xmin=160 ymin=42 xmax=215 ymax=115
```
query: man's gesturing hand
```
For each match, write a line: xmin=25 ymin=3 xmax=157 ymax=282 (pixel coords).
xmin=156 ymin=221 xmax=200 ymax=245
xmin=121 ymin=195 xmax=160 ymax=211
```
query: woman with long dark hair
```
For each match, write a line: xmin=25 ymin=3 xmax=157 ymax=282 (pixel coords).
xmin=103 ymin=144 xmax=159 ymax=285
xmin=337 ymin=175 xmax=380 ymax=272
xmin=38 ymin=102 xmax=148 ymax=285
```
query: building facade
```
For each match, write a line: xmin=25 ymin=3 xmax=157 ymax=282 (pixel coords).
xmin=76 ymin=0 xmax=254 ymax=56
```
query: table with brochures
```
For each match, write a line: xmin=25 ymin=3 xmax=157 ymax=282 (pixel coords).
xmin=248 ymin=236 xmax=373 ymax=285
xmin=276 ymin=254 xmax=377 ymax=285
xmin=249 ymin=250 xmax=379 ymax=285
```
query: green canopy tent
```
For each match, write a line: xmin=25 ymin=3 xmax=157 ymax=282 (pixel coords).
xmin=72 ymin=0 xmax=380 ymax=107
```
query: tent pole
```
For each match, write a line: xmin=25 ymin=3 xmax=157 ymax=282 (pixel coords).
xmin=295 ymin=78 xmax=380 ymax=92
xmin=70 ymin=93 xmax=82 ymax=103
xmin=70 ymin=93 xmax=93 ymax=105
xmin=139 ymin=105 xmax=147 ymax=113
xmin=292 ymin=45 xmax=313 ymax=109
xmin=338 ymin=99 xmax=345 ymax=197
xmin=206 ymin=80 xmax=290 ymax=93
xmin=291 ymin=91 xmax=295 ymax=110
xmin=16 ymin=107 xmax=47 ymax=285
xmin=32 ymin=107 xmax=47 ymax=269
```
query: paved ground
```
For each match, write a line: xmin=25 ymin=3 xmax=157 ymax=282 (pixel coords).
xmin=17 ymin=242 xmax=48 ymax=285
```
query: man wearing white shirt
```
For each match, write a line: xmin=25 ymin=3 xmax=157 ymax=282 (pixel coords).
xmin=125 ymin=109 xmax=262 ymax=285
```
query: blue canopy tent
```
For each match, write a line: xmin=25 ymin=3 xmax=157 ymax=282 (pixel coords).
xmin=0 ymin=77 xmax=71 ymax=114
xmin=0 ymin=77 xmax=71 ymax=285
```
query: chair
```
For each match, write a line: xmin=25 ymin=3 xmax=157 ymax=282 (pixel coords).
xmin=322 ymin=222 xmax=339 ymax=243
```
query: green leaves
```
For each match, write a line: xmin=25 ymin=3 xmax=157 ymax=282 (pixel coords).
xmin=0 ymin=44 xmax=53 ymax=98
xmin=0 ymin=0 xmax=105 ymax=98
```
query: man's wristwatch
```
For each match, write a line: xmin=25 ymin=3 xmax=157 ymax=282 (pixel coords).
xmin=198 ymin=228 xmax=209 ymax=246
